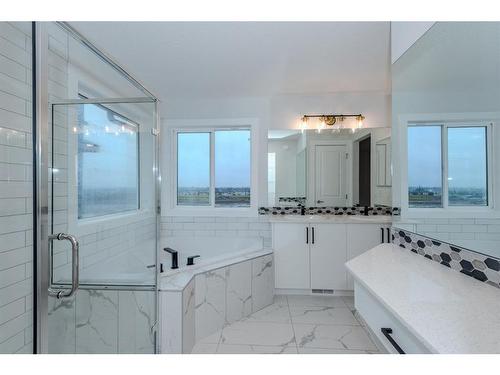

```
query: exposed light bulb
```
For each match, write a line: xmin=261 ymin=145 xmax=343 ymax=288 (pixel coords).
xmin=300 ymin=116 xmax=308 ymax=133
xmin=318 ymin=117 xmax=327 ymax=133
xmin=357 ymin=115 xmax=365 ymax=129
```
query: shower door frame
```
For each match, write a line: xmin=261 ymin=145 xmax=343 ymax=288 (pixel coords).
xmin=34 ymin=22 xmax=161 ymax=354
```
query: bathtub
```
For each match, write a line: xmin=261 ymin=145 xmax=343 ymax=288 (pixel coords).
xmin=158 ymin=236 xmax=274 ymax=353
xmin=160 ymin=236 xmax=264 ymax=274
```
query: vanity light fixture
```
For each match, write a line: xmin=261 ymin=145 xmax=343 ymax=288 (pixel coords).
xmin=300 ymin=113 xmax=365 ymax=132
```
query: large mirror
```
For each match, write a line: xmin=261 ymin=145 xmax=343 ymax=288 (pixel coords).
xmin=267 ymin=127 xmax=391 ymax=208
xmin=392 ymin=22 xmax=500 ymax=259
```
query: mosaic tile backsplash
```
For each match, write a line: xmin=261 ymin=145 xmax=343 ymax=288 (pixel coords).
xmin=392 ymin=228 xmax=500 ymax=289
xmin=259 ymin=206 xmax=399 ymax=216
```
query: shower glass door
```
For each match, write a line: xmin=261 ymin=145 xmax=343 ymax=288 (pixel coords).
xmin=45 ymin=98 xmax=158 ymax=353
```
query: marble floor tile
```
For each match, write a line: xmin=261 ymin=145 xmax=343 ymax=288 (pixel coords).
xmin=293 ymin=324 xmax=378 ymax=351
xmin=286 ymin=295 xmax=347 ymax=308
xmin=297 ymin=347 xmax=379 ymax=354
xmin=341 ymin=296 xmax=355 ymax=309
xmin=243 ymin=302 xmax=291 ymax=324
xmin=191 ymin=343 xmax=218 ymax=354
xmin=290 ymin=306 xmax=359 ymax=326
xmin=196 ymin=329 xmax=222 ymax=344
xmin=220 ymin=321 xmax=295 ymax=347
xmin=217 ymin=344 xmax=298 ymax=354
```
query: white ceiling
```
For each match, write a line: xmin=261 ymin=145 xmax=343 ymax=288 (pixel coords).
xmin=71 ymin=22 xmax=391 ymax=101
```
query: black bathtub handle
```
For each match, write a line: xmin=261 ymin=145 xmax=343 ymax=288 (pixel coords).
xmin=381 ymin=328 xmax=405 ymax=354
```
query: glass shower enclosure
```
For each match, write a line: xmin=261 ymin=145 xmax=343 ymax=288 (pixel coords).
xmin=36 ymin=23 xmax=159 ymax=353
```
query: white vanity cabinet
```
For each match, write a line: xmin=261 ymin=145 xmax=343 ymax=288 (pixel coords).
xmin=346 ymin=224 xmax=391 ymax=289
xmin=273 ymin=219 xmax=391 ymax=292
xmin=273 ymin=223 xmax=311 ymax=289
xmin=310 ymin=224 xmax=347 ymax=290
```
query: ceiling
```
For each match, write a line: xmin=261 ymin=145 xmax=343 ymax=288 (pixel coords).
xmin=71 ymin=22 xmax=391 ymax=101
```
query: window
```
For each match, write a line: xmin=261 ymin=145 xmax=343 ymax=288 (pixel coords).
xmin=447 ymin=127 xmax=487 ymax=206
xmin=176 ymin=129 xmax=251 ymax=208
xmin=77 ymin=103 xmax=139 ymax=219
xmin=408 ymin=126 xmax=443 ymax=207
xmin=177 ymin=132 xmax=210 ymax=206
xmin=408 ymin=123 xmax=489 ymax=209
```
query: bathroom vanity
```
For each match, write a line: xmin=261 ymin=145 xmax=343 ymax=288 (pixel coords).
xmin=271 ymin=215 xmax=391 ymax=293
xmin=346 ymin=243 xmax=500 ymax=354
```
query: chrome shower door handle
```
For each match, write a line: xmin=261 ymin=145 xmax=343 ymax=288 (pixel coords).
xmin=49 ymin=233 xmax=79 ymax=299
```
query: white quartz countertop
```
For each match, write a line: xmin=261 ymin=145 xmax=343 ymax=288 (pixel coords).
xmin=268 ymin=215 xmax=392 ymax=224
xmin=345 ymin=243 xmax=500 ymax=354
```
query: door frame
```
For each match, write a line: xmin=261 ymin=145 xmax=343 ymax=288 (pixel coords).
xmin=34 ymin=22 xmax=160 ymax=354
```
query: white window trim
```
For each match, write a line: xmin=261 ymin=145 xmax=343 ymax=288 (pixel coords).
xmin=163 ymin=118 xmax=259 ymax=217
xmin=398 ymin=112 xmax=500 ymax=219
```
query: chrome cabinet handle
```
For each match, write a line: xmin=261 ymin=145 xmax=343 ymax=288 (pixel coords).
xmin=49 ymin=233 xmax=79 ymax=299
xmin=317 ymin=200 xmax=324 ymax=204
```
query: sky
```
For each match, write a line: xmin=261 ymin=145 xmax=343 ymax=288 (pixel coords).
xmin=177 ymin=130 xmax=251 ymax=188
xmin=408 ymin=125 xmax=487 ymax=189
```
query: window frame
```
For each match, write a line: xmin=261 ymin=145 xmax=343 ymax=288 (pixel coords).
xmin=399 ymin=115 xmax=496 ymax=218
xmin=165 ymin=118 xmax=259 ymax=217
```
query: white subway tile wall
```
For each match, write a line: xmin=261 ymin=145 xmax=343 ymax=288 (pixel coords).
xmin=0 ymin=22 xmax=33 ymax=354
xmin=413 ymin=218 xmax=500 ymax=242
xmin=160 ymin=216 xmax=272 ymax=249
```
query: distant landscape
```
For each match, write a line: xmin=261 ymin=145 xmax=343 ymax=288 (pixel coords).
xmin=409 ymin=186 xmax=486 ymax=207
xmin=178 ymin=187 xmax=250 ymax=207
xmin=78 ymin=187 xmax=138 ymax=219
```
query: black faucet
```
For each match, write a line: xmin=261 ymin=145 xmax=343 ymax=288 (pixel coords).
xmin=187 ymin=255 xmax=200 ymax=266
xmin=298 ymin=204 xmax=306 ymax=216
xmin=164 ymin=247 xmax=178 ymax=269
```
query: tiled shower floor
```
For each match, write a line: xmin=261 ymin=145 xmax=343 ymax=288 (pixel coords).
xmin=191 ymin=295 xmax=381 ymax=354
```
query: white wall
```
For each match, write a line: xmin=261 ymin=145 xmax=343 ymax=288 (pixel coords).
xmin=268 ymin=137 xmax=300 ymax=203
xmin=0 ymin=22 xmax=34 ymax=354
xmin=390 ymin=22 xmax=435 ymax=64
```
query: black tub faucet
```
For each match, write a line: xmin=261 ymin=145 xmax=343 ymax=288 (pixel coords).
xmin=164 ymin=247 xmax=178 ymax=269
xmin=187 ymin=255 xmax=200 ymax=266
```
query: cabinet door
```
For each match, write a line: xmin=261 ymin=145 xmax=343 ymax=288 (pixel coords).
xmin=310 ymin=224 xmax=347 ymax=290
xmin=273 ymin=223 xmax=310 ymax=289
xmin=346 ymin=224 xmax=388 ymax=289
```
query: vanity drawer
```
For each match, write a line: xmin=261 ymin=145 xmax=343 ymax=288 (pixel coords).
xmin=354 ymin=282 xmax=431 ymax=354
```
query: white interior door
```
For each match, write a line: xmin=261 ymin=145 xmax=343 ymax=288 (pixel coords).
xmin=315 ymin=145 xmax=347 ymax=206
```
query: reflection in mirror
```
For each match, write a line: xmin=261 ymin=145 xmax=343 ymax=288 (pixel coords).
xmin=267 ymin=127 xmax=391 ymax=208
xmin=392 ymin=22 xmax=500 ymax=259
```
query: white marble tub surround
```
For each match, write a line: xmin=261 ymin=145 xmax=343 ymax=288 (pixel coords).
xmin=159 ymin=251 xmax=274 ymax=353
xmin=345 ymin=243 xmax=500 ymax=353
